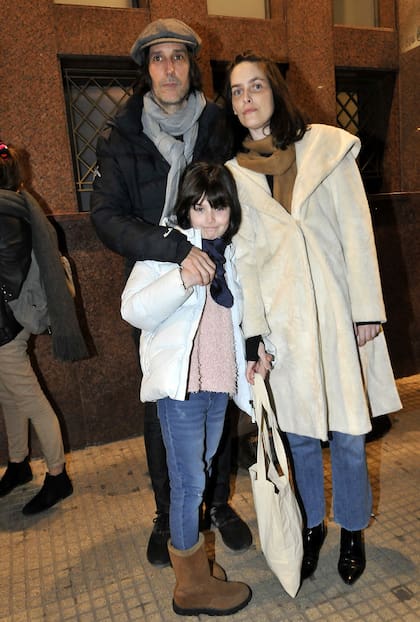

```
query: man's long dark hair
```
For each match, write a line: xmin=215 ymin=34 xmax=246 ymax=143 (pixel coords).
xmin=224 ymin=51 xmax=308 ymax=154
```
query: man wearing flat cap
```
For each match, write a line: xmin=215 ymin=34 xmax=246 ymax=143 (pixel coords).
xmin=91 ymin=18 xmax=251 ymax=568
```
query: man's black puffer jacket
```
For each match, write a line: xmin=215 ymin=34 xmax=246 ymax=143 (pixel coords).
xmin=0 ymin=214 xmax=31 ymax=346
xmin=90 ymin=90 xmax=228 ymax=271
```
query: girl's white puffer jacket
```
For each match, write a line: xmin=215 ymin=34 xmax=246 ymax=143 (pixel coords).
xmin=121 ymin=228 xmax=253 ymax=416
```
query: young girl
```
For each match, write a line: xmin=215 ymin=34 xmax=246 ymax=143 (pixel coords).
xmin=121 ymin=162 xmax=258 ymax=617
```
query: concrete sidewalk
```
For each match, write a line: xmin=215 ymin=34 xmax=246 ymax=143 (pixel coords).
xmin=1 ymin=375 xmax=419 ymax=622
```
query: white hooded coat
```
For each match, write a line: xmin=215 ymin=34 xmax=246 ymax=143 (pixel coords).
xmin=121 ymin=227 xmax=253 ymax=416
xmin=227 ymin=124 xmax=401 ymax=440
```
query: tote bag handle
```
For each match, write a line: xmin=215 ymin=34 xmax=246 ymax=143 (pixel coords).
xmin=252 ymin=374 xmax=291 ymax=487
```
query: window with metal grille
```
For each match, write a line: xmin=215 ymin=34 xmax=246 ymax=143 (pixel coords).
xmin=336 ymin=70 xmax=396 ymax=194
xmin=337 ymin=91 xmax=359 ymax=135
xmin=61 ymin=57 xmax=138 ymax=211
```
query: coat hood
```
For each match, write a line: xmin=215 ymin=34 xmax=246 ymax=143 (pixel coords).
xmin=294 ymin=124 xmax=361 ymax=209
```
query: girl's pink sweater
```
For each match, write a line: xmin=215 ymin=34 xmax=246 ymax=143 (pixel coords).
xmin=187 ymin=287 xmax=237 ymax=396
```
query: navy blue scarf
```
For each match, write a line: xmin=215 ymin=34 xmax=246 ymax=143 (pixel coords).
xmin=201 ymin=238 xmax=234 ymax=308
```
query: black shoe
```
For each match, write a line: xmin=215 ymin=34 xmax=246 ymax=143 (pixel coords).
xmin=0 ymin=457 xmax=33 ymax=497
xmin=338 ymin=528 xmax=366 ymax=585
xmin=147 ymin=511 xmax=170 ymax=566
xmin=301 ymin=522 xmax=327 ymax=581
xmin=237 ymin=432 xmax=258 ymax=470
xmin=22 ymin=467 xmax=73 ymax=515
xmin=366 ymin=414 xmax=392 ymax=443
xmin=209 ymin=504 xmax=252 ymax=551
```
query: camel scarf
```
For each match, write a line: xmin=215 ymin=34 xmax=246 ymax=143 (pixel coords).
xmin=237 ymin=135 xmax=297 ymax=213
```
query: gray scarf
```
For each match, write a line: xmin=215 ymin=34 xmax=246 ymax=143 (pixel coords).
xmin=0 ymin=189 xmax=89 ymax=361
xmin=142 ymin=90 xmax=206 ymax=223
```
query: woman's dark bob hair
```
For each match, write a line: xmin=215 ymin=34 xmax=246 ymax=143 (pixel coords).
xmin=134 ymin=46 xmax=202 ymax=96
xmin=175 ymin=162 xmax=241 ymax=243
xmin=224 ymin=51 xmax=308 ymax=152
xmin=0 ymin=143 xmax=23 ymax=192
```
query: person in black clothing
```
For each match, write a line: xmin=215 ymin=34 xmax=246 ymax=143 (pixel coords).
xmin=90 ymin=19 xmax=252 ymax=567
xmin=0 ymin=142 xmax=87 ymax=514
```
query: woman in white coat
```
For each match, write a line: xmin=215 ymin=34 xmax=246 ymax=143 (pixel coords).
xmin=121 ymin=162 xmax=260 ymax=617
xmin=224 ymin=52 xmax=402 ymax=586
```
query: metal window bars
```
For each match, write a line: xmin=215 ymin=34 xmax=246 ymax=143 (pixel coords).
xmin=62 ymin=60 xmax=138 ymax=211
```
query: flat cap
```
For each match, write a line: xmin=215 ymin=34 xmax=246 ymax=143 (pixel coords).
xmin=131 ymin=18 xmax=202 ymax=65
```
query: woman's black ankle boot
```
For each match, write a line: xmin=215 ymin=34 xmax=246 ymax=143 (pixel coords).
xmin=338 ymin=528 xmax=366 ymax=585
xmin=301 ymin=521 xmax=327 ymax=581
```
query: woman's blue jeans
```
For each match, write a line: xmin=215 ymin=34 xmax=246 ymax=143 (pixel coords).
xmin=157 ymin=392 xmax=229 ymax=550
xmin=286 ymin=431 xmax=372 ymax=531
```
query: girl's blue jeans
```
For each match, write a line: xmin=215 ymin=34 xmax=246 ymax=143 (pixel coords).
xmin=286 ymin=431 xmax=372 ymax=531
xmin=157 ymin=391 xmax=229 ymax=550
